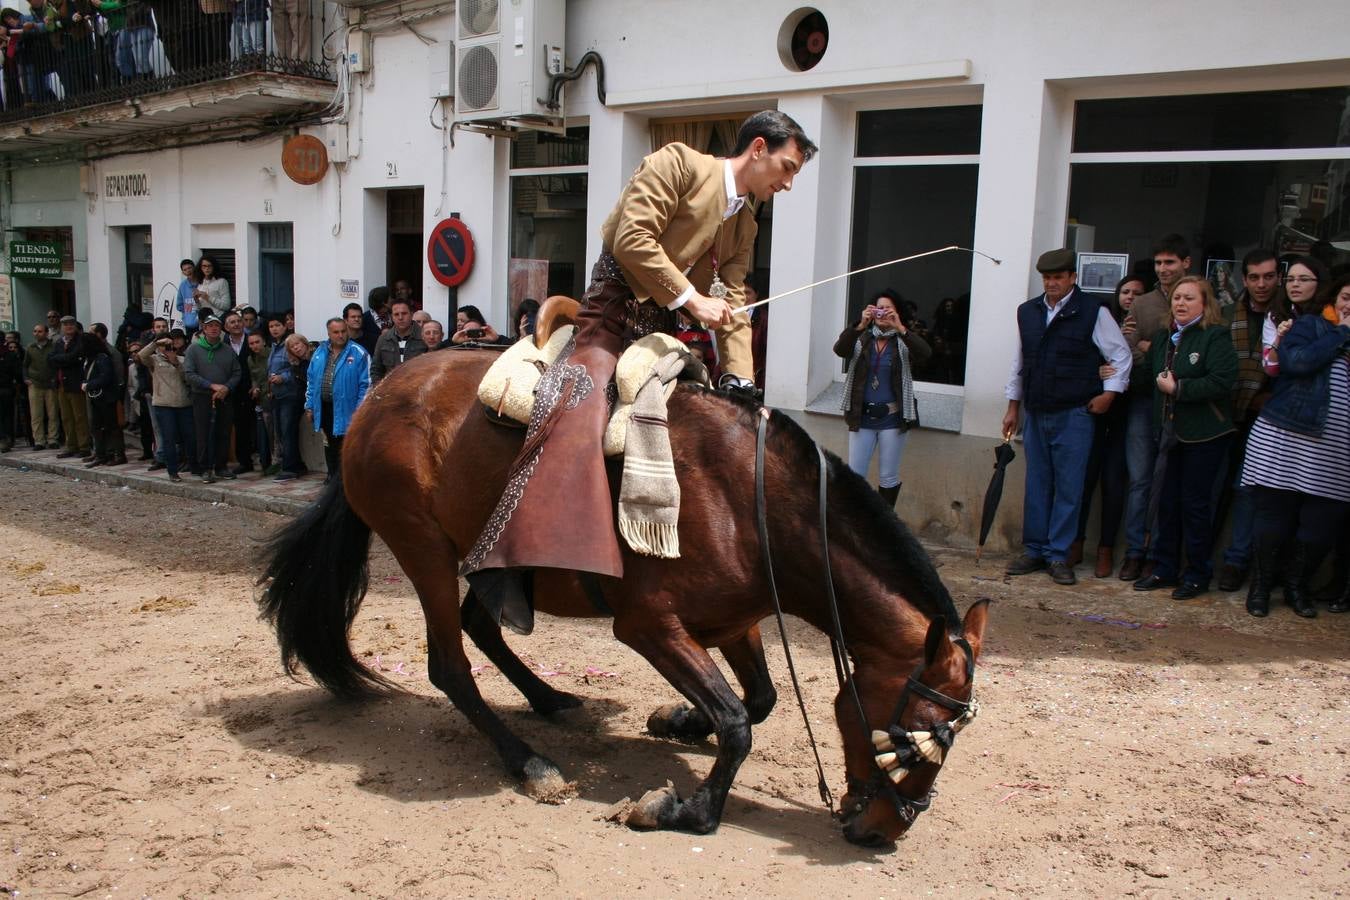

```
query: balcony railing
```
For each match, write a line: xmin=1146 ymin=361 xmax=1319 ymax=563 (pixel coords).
xmin=0 ymin=0 xmax=337 ymax=125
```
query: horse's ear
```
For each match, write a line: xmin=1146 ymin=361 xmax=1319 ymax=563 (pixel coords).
xmin=962 ymin=598 xmax=991 ymax=660
xmin=923 ymin=616 xmax=947 ymax=665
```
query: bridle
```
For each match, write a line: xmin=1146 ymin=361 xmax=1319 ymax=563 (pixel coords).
xmin=753 ymin=409 xmax=978 ymax=828
xmin=844 ymin=641 xmax=977 ymax=825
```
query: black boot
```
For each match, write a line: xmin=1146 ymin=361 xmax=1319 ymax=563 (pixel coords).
xmin=1284 ymin=542 xmax=1329 ymax=619
xmin=1322 ymin=540 xmax=1349 ymax=614
xmin=878 ymin=484 xmax=900 ymax=508
xmin=1246 ymin=534 xmax=1279 ymax=618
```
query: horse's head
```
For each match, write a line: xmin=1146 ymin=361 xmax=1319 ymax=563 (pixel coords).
xmin=836 ymin=598 xmax=989 ymax=847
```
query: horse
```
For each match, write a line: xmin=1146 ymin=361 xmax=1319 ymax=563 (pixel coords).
xmin=257 ymin=344 xmax=988 ymax=846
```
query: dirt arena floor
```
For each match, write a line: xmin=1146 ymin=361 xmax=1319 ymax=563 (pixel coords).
xmin=1 ymin=467 xmax=1347 ymax=898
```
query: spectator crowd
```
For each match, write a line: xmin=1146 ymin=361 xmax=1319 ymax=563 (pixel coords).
xmin=997 ymin=236 xmax=1350 ymax=621
xmin=0 ymin=280 xmax=554 ymax=492
xmin=1 ymin=0 xmax=318 ymax=114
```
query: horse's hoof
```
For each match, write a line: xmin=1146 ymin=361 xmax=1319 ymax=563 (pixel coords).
xmin=538 ymin=690 xmax=585 ymax=718
xmin=522 ymin=755 xmax=576 ymax=805
xmin=646 ymin=702 xmax=712 ymax=741
xmin=626 ymin=782 xmax=679 ymax=830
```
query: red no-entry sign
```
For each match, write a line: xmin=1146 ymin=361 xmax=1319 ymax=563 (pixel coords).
xmin=427 ymin=218 xmax=476 ymax=287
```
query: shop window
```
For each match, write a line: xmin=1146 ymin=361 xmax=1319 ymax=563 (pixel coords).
xmin=1073 ymin=87 xmax=1350 ymax=154
xmin=1068 ymin=86 xmax=1350 ymax=298
xmin=510 ymin=126 xmax=589 ymax=318
xmin=847 ymin=105 xmax=981 ymax=387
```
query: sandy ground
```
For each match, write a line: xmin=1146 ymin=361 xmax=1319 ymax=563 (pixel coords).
xmin=1 ymin=466 xmax=1347 ymax=898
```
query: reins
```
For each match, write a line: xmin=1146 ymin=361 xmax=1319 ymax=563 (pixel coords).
xmin=754 ymin=409 xmax=834 ymax=812
xmin=753 ymin=408 xmax=977 ymax=825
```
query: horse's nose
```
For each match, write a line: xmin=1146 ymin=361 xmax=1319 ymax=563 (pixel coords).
xmin=843 ymin=822 xmax=889 ymax=848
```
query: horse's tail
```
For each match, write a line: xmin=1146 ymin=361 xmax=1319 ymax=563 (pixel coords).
xmin=256 ymin=472 xmax=397 ymax=699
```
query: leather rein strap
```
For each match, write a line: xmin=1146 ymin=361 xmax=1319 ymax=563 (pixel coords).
xmin=755 ymin=409 xmax=834 ymax=812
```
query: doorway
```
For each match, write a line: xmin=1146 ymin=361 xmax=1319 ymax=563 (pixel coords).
xmin=258 ymin=223 xmax=295 ymax=317
xmin=386 ymin=188 xmax=424 ymax=309
xmin=125 ymin=226 xmax=154 ymax=316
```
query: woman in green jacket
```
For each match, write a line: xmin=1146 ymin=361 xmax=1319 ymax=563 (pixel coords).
xmin=1133 ymin=275 xmax=1238 ymax=599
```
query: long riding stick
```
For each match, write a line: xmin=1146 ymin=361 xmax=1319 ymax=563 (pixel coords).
xmin=733 ymin=245 xmax=1002 ymax=316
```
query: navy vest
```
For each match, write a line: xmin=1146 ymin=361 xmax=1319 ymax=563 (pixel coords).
xmin=1017 ymin=287 xmax=1104 ymax=412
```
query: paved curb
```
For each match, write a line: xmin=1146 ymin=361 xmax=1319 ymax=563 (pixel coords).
xmin=0 ymin=452 xmax=314 ymax=516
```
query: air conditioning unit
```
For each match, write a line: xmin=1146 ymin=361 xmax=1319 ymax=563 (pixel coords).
xmin=455 ymin=0 xmax=565 ymax=125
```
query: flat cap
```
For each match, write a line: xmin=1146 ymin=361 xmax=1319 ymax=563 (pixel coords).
xmin=59 ymin=314 xmax=77 ymax=324
xmin=1036 ymin=248 xmax=1076 ymax=274
xmin=200 ymin=314 xmax=222 ymax=327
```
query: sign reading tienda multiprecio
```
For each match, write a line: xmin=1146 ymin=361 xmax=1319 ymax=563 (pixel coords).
xmin=9 ymin=241 xmax=63 ymax=278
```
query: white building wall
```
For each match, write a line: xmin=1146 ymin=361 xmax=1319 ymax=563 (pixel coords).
xmin=66 ymin=0 xmax=1350 ymax=547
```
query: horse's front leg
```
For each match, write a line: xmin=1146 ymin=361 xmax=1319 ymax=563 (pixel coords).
xmin=616 ymin=615 xmax=751 ymax=834
xmin=461 ymin=588 xmax=584 ymax=717
xmin=647 ymin=625 xmax=777 ymax=740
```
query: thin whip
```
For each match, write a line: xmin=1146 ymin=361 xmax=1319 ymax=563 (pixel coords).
xmin=734 ymin=245 xmax=1002 ymax=315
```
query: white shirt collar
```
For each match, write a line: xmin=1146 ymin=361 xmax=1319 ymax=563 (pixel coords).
xmin=723 ymin=160 xmax=746 ymax=219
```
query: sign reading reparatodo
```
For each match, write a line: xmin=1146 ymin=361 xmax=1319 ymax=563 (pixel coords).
xmin=427 ymin=218 xmax=475 ymax=287
xmin=9 ymin=241 xmax=63 ymax=278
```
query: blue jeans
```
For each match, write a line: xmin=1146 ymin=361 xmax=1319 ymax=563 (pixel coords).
xmin=847 ymin=427 xmax=909 ymax=489
xmin=115 ymin=27 xmax=155 ymax=79
xmin=1221 ymin=426 xmax=1257 ymax=567
xmin=152 ymin=405 xmax=196 ymax=477
xmin=274 ymin=397 xmax=303 ymax=473
xmin=235 ymin=20 xmax=266 ymax=56
xmin=1122 ymin=393 xmax=1157 ymax=558
xmin=1021 ymin=405 xmax=1096 ymax=563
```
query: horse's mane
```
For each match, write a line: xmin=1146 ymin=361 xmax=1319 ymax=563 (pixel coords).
xmin=678 ymin=385 xmax=962 ymax=631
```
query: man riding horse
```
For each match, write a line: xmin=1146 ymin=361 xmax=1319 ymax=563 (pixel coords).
xmin=464 ymin=111 xmax=818 ymax=629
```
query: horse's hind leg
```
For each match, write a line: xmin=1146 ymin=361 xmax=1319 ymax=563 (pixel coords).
xmin=617 ymin=615 xmax=751 ymax=834
xmin=647 ymin=625 xmax=777 ymax=740
xmin=461 ymin=588 xmax=584 ymax=716
xmin=393 ymin=540 xmax=572 ymax=800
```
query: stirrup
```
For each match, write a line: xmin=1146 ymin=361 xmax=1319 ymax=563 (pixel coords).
xmin=464 ymin=568 xmax=536 ymax=635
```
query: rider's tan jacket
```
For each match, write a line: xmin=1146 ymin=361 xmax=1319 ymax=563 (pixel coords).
xmin=600 ymin=142 xmax=757 ymax=379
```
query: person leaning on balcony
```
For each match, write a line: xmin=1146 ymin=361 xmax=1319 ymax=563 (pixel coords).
xmin=17 ymin=0 xmax=57 ymax=104
xmin=232 ymin=0 xmax=266 ymax=59
xmin=271 ymin=0 xmax=310 ymax=62
xmin=46 ymin=0 xmax=97 ymax=97
xmin=197 ymin=0 xmax=232 ymax=68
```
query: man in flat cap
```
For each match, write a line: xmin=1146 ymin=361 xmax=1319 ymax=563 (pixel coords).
xmin=1001 ymin=248 xmax=1131 ymax=585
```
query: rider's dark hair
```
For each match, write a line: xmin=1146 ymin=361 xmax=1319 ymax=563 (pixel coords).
xmin=730 ymin=110 xmax=818 ymax=163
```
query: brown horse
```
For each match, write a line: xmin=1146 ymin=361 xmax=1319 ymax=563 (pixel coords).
xmin=258 ymin=347 xmax=988 ymax=845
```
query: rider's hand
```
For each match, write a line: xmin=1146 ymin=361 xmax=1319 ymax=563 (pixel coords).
xmin=683 ymin=293 xmax=733 ymax=329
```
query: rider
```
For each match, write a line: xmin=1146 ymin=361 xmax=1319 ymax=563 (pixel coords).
xmin=464 ymin=111 xmax=818 ymax=630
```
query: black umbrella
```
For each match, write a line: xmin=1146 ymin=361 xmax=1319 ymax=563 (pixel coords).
xmin=976 ymin=437 xmax=1017 ymax=562
xmin=1144 ymin=342 xmax=1181 ymax=544
xmin=1145 ymin=403 xmax=1178 ymax=545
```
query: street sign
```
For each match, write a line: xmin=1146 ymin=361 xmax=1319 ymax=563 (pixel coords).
xmin=426 ymin=218 xmax=475 ymax=287
xmin=9 ymin=241 xmax=62 ymax=278
xmin=281 ymin=134 xmax=329 ymax=185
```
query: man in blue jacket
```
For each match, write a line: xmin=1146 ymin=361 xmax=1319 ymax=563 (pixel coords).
xmin=1001 ymin=248 xmax=1132 ymax=585
xmin=305 ymin=317 xmax=369 ymax=484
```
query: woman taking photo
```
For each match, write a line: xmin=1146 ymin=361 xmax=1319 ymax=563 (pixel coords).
xmin=1075 ymin=274 xmax=1146 ymax=576
xmin=1133 ymin=276 xmax=1237 ymax=599
xmin=1240 ymin=268 xmax=1350 ymax=618
xmin=833 ymin=289 xmax=931 ymax=507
